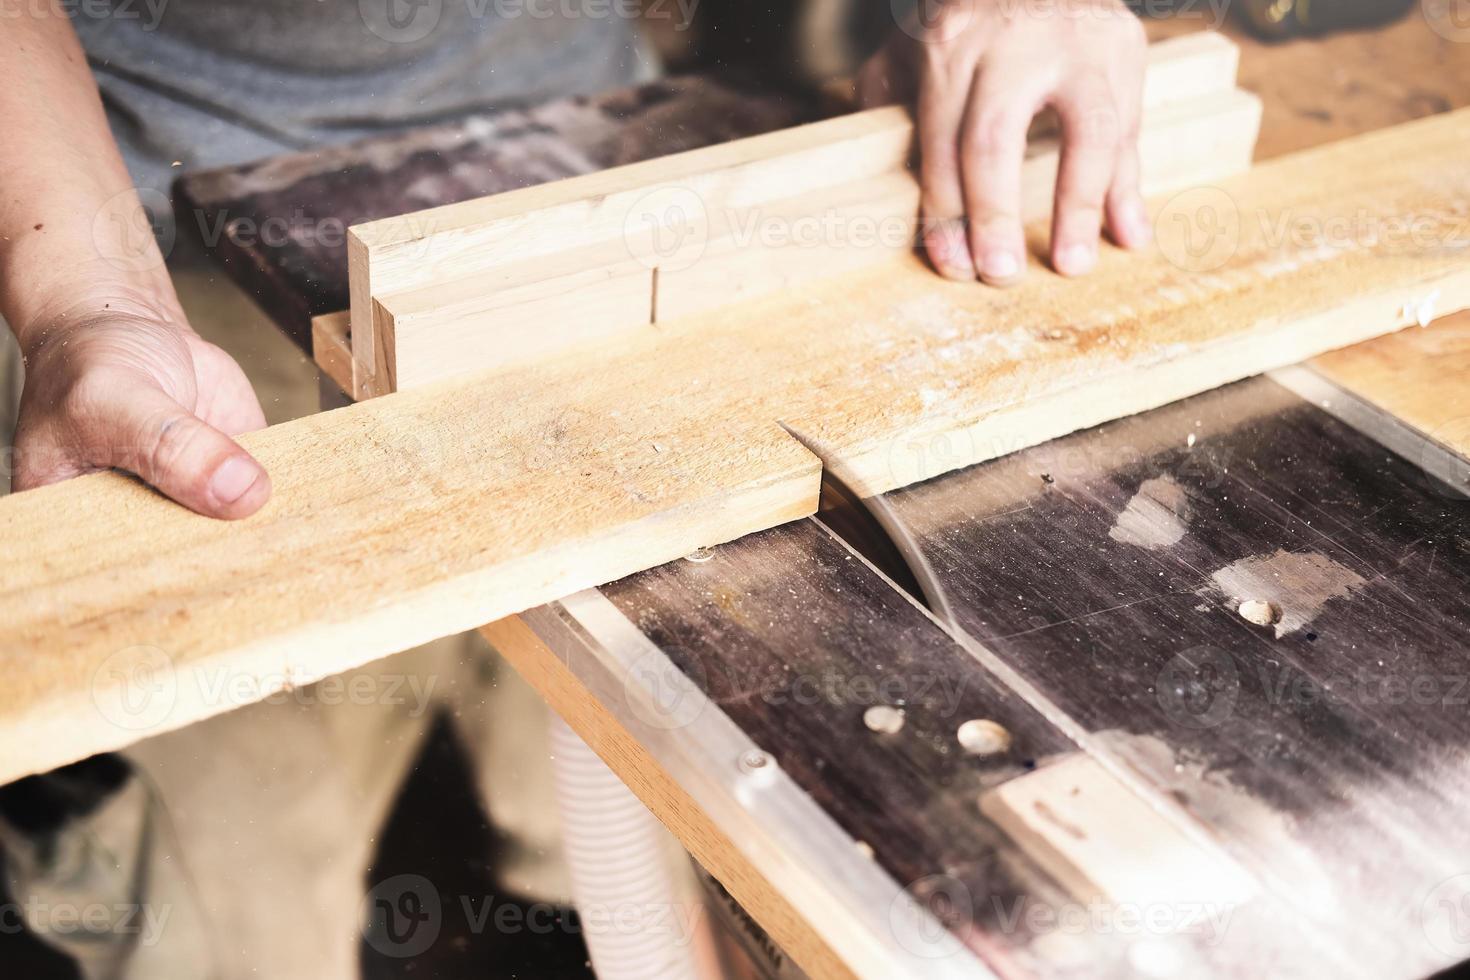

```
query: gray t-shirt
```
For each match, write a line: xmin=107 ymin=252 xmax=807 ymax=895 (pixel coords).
xmin=70 ymin=0 xmax=655 ymax=194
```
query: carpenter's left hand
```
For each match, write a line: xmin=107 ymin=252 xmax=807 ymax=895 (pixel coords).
xmin=859 ymin=0 xmax=1153 ymax=285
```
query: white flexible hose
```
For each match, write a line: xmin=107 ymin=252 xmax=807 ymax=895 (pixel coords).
xmin=549 ymin=715 xmax=699 ymax=980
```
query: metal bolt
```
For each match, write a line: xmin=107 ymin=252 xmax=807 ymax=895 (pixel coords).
xmin=738 ymin=749 xmax=770 ymax=774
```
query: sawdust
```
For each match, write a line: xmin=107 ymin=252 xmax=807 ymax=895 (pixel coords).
xmin=1109 ymin=476 xmax=1193 ymax=551
xmin=1236 ymin=599 xmax=1280 ymax=627
xmin=1205 ymin=549 xmax=1366 ymax=638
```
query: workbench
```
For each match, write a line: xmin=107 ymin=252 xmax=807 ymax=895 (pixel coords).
xmin=170 ymin=16 xmax=1470 ymax=979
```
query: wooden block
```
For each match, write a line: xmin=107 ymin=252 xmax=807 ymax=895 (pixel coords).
xmin=346 ymin=107 xmax=912 ymax=395
xmin=349 ymin=34 xmax=1247 ymax=395
xmin=4 ymin=106 xmax=1470 ymax=782
xmin=981 ymin=754 xmax=1257 ymax=911
xmin=379 ymin=250 xmax=655 ymax=392
xmin=310 ymin=311 xmax=354 ymax=398
xmin=657 ymin=89 xmax=1261 ymax=328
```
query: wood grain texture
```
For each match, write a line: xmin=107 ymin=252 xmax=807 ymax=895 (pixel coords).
xmin=350 ymin=34 xmax=1250 ymax=395
xmin=4 ymin=108 xmax=1470 ymax=784
xmin=1310 ymin=308 xmax=1470 ymax=459
xmin=310 ymin=310 xmax=354 ymax=397
xmin=173 ymin=77 xmax=824 ymax=352
xmin=1147 ymin=16 xmax=1470 ymax=161
xmin=374 ymin=89 xmax=1261 ymax=395
xmin=0 ymin=373 xmax=820 ymax=783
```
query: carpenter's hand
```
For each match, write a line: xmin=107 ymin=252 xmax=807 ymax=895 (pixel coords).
xmin=14 ymin=290 xmax=271 ymax=518
xmin=859 ymin=0 xmax=1151 ymax=285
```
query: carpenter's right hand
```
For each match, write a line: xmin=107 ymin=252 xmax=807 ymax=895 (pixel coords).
xmin=13 ymin=289 xmax=272 ymax=518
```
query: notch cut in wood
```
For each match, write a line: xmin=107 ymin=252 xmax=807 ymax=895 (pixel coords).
xmin=347 ymin=33 xmax=1253 ymax=397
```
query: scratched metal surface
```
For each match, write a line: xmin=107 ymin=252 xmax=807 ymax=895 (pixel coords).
xmin=600 ymin=375 xmax=1470 ymax=978
xmin=602 ymin=518 xmax=1344 ymax=978
xmin=874 ymin=375 xmax=1470 ymax=976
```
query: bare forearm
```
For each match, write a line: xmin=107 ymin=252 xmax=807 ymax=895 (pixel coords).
xmin=0 ymin=0 xmax=178 ymax=350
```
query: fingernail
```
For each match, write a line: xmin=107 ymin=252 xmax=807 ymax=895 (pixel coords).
xmin=927 ymin=220 xmax=973 ymax=280
xmin=1056 ymin=243 xmax=1096 ymax=277
xmin=980 ymin=249 xmax=1020 ymax=285
xmin=210 ymin=454 xmax=261 ymax=505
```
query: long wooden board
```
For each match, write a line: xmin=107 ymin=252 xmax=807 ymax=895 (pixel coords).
xmin=4 ymin=107 xmax=1470 ymax=784
xmin=348 ymin=33 xmax=1249 ymax=396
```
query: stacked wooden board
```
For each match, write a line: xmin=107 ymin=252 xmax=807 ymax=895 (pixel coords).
xmin=344 ymin=34 xmax=1257 ymax=397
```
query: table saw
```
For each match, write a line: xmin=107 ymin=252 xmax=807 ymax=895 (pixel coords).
xmin=10 ymin=15 xmax=1470 ymax=980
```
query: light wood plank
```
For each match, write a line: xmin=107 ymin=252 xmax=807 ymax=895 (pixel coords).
xmin=0 ymin=378 xmax=821 ymax=783
xmin=654 ymin=89 xmax=1260 ymax=330
xmin=349 ymin=34 xmax=1246 ymax=395
xmin=4 ymin=107 xmax=1470 ymax=783
xmin=1310 ymin=309 xmax=1470 ymax=460
xmin=375 ymin=89 xmax=1261 ymax=393
xmin=311 ymin=310 xmax=354 ymax=397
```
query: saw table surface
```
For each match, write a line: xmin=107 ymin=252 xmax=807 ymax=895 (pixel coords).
xmin=175 ymin=15 xmax=1470 ymax=980
xmin=506 ymin=372 xmax=1469 ymax=977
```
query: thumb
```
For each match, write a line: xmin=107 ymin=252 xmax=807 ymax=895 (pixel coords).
xmin=108 ymin=386 xmax=272 ymax=519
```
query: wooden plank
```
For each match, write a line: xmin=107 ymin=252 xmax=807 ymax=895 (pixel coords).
xmin=349 ymin=34 xmax=1247 ymax=395
xmin=653 ymin=89 xmax=1261 ymax=330
xmin=4 ymin=108 xmax=1470 ymax=784
xmin=374 ymin=89 xmax=1260 ymax=392
xmin=0 ymin=375 xmax=821 ymax=783
xmin=310 ymin=310 xmax=354 ymax=397
xmin=172 ymin=77 xmax=822 ymax=353
xmin=173 ymin=19 xmax=1470 ymax=357
xmin=1310 ymin=309 xmax=1470 ymax=459
xmin=1148 ymin=16 xmax=1470 ymax=162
